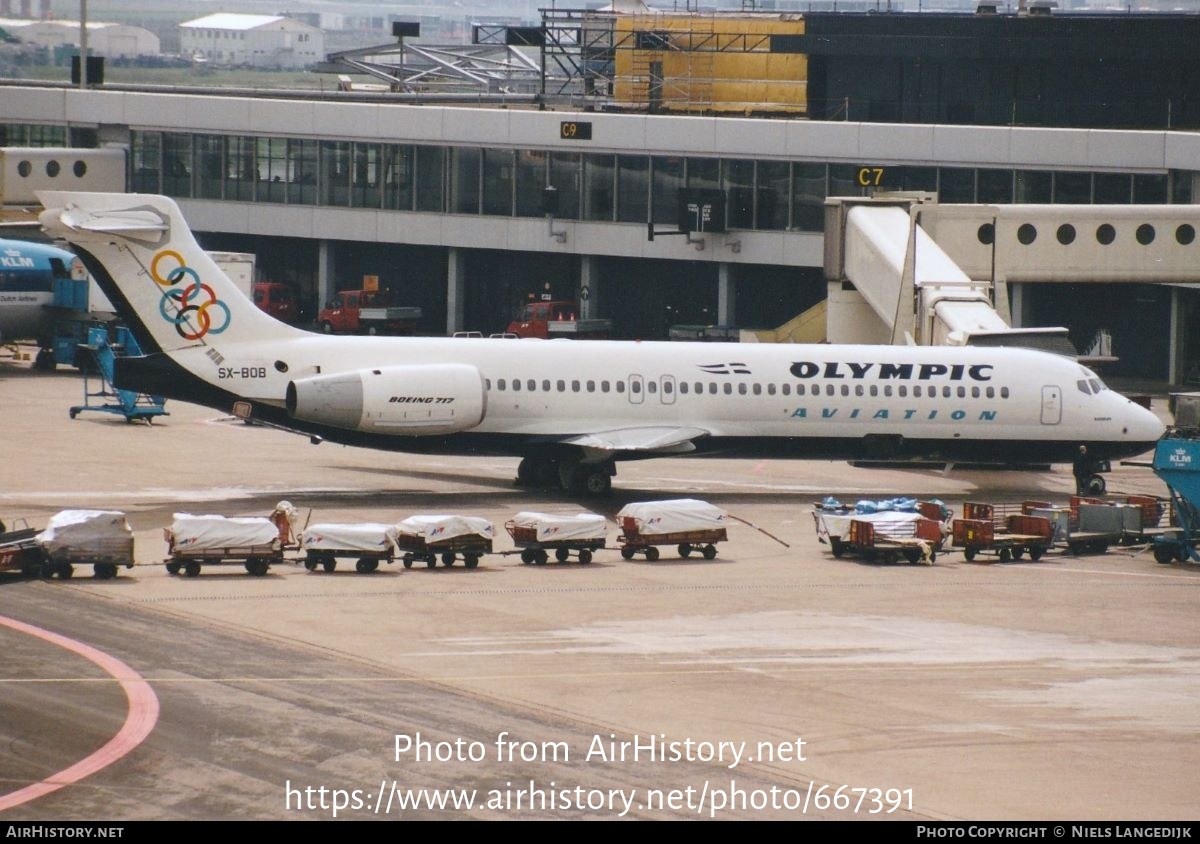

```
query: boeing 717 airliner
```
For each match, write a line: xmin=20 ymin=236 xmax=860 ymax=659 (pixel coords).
xmin=37 ymin=191 xmax=1164 ymax=495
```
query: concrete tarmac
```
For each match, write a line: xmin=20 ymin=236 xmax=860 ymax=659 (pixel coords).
xmin=1 ymin=353 xmax=1197 ymax=821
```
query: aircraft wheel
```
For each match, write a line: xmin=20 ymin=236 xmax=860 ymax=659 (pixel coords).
xmin=579 ymin=549 xmax=592 ymax=564
xmin=678 ymin=543 xmax=692 ymax=558
xmin=1086 ymin=475 xmax=1107 ymax=496
xmin=645 ymin=546 xmax=660 ymax=562
xmin=582 ymin=469 xmax=612 ymax=497
xmin=555 ymin=547 xmax=570 ymax=563
xmin=702 ymin=544 xmax=718 ymax=560
xmin=620 ymin=546 xmax=635 ymax=560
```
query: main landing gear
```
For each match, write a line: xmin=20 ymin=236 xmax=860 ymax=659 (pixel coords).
xmin=515 ymin=456 xmax=614 ymax=497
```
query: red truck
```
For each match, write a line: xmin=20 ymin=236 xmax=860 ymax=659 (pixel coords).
xmin=506 ymin=300 xmax=611 ymax=340
xmin=253 ymin=282 xmax=299 ymax=323
xmin=318 ymin=289 xmax=422 ymax=335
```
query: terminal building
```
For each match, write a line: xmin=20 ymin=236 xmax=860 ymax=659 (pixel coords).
xmin=1 ymin=7 xmax=1199 ymax=385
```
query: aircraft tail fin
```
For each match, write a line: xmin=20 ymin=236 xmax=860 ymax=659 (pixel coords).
xmin=37 ymin=191 xmax=301 ymax=355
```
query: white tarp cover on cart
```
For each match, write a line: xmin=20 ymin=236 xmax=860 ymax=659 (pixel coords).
xmin=168 ymin=514 xmax=280 ymax=550
xmin=813 ymin=510 xmax=928 ymax=544
xmin=511 ymin=511 xmax=607 ymax=543
xmin=301 ymin=523 xmax=399 ymax=553
xmin=616 ymin=499 xmax=728 ymax=535
xmin=397 ymin=515 xmax=494 ymax=542
xmin=37 ymin=510 xmax=133 ymax=555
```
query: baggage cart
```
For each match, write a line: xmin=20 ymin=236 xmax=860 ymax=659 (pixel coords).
xmin=0 ymin=519 xmax=46 ymax=578
xmin=616 ymin=499 xmax=728 ymax=561
xmin=952 ymin=502 xmax=1055 ymax=562
xmin=504 ymin=511 xmax=607 ymax=564
xmin=838 ymin=513 xmax=945 ymax=564
xmin=164 ymin=503 xmax=294 ymax=577
xmin=35 ymin=509 xmax=135 ymax=579
xmin=396 ymin=515 xmax=493 ymax=569
xmin=300 ymin=522 xmax=398 ymax=574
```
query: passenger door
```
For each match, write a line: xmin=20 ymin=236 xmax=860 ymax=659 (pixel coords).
xmin=1041 ymin=385 xmax=1062 ymax=425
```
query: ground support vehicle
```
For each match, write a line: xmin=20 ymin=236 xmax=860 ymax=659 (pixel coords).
xmin=396 ymin=515 xmax=493 ymax=569
xmin=506 ymin=299 xmax=610 ymax=340
xmin=951 ymin=501 xmax=1054 ymax=563
xmin=36 ymin=509 xmax=135 ymax=579
xmin=616 ymin=499 xmax=728 ymax=561
xmin=1149 ymin=430 xmax=1200 ymax=564
xmin=0 ymin=519 xmax=46 ymax=578
xmin=505 ymin=511 xmax=607 ymax=564
xmin=68 ymin=325 xmax=167 ymax=424
xmin=318 ymin=289 xmax=421 ymax=336
xmin=164 ymin=504 xmax=294 ymax=577
xmin=813 ymin=499 xmax=950 ymax=563
xmin=299 ymin=522 xmax=398 ymax=573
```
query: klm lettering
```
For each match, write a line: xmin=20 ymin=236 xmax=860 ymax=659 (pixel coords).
xmin=789 ymin=361 xmax=994 ymax=381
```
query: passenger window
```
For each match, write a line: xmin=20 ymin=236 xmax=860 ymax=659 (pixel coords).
xmin=664 ymin=380 xmax=673 ymax=394
xmin=512 ymin=379 xmax=521 ymax=391
xmin=884 ymin=385 xmax=892 ymax=397
xmin=738 ymin=383 xmax=747 ymax=395
xmin=694 ymin=382 xmax=703 ymax=394
xmin=602 ymin=380 xmax=610 ymax=393
xmin=647 ymin=381 xmax=657 ymax=394
xmin=767 ymin=384 xmax=776 ymax=395
xmin=528 ymin=379 xmax=536 ymax=391
xmin=498 ymin=379 xmax=506 ymax=390
xmin=957 ymin=386 xmax=965 ymax=398
xmin=914 ymin=386 xmax=922 ymax=397
xmin=898 ymin=386 xmax=905 ymax=397
xmin=870 ymin=385 xmax=878 ymax=397
xmin=752 ymin=383 xmax=761 ymax=395
xmin=723 ymin=383 xmax=732 ymax=395
xmin=485 ymin=378 xmax=492 ymax=390
xmin=616 ymin=381 xmax=625 ymax=393
xmin=572 ymin=380 xmax=581 ymax=392
xmin=542 ymin=379 xmax=551 ymax=391
xmin=680 ymin=382 xmax=689 ymax=395
xmin=782 ymin=384 xmax=791 ymax=396
xmin=826 ymin=385 xmax=835 ymax=397
xmin=943 ymin=386 xmax=951 ymax=398
xmin=709 ymin=383 xmax=717 ymax=395
xmin=630 ymin=381 xmax=640 ymax=394
xmin=855 ymin=385 xmax=863 ymax=397
xmin=1001 ymin=387 xmax=1010 ymax=398
xmin=587 ymin=380 xmax=595 ymax=392
xmin=840 ymin=385 xmax=849 ymax=397
xmin=557 ymin=379 xmax=566 ymax=392
xmin=986 ymin=386 xmax=994 ymax=398
xmin=971 ymin=386 xmax=980 ymax=398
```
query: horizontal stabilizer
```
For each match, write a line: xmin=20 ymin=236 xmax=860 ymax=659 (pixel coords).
xmin=562 ymin=426 xmax=709 ymax=456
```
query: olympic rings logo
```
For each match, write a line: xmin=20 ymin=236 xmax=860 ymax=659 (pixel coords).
xmin=150 ymin=249 xmax=231 ymax=340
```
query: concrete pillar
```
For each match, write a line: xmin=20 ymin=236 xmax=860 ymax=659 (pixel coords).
xmin=578 ymin=255 xmax=599 ymax=320
xmin=1008 ymin=281 xmax=1024 ymax=328
xmin=717 ymin=262 xmax=736 ymax=327
xmin=1169 ymin=286 xmax=1181 ymax=386
xmin=446 ymin=247 xmax=466 ymax=334
xmin=317 ymin=240 xmax=335 ymax=314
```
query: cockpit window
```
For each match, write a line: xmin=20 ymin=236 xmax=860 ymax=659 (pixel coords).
xmin=1088 ymin=378 xmax=1104 ymax=393
xmin=1077 ymin=379 xmax=1092 ymax=395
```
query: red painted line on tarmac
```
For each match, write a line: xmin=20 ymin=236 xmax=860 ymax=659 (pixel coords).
xmin=0 ymin=615 xmax=160 ymax=811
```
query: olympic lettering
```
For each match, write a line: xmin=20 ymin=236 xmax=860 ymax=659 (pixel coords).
xmin=150 ymin=249 xmax=231 ymax=340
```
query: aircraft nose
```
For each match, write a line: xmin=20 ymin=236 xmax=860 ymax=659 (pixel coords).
xmin=1126 ymin=398 xmax=1166 ymax=443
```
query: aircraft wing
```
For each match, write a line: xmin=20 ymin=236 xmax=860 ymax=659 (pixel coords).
xmin=560 ymin=426 xmax=710 ymax=459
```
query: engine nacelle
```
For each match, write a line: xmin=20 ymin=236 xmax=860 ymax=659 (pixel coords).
xmin=286 ymin=363 xmax=486 ymax=435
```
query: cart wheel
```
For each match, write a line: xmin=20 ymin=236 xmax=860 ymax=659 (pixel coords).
xmin=166 ymin=562 xmax=181 ymax=575
xmin=425 ymin=555 xmax=437 ymax=568
xmin=1011 ymin=547 xmax=1025 ymax=560
xmin=56 ymin=563 xmax=74 ymax=580
xmin=94 ymin=563 xmax=117 ymax=580
xmin=963 ymin=547 xmax=977 ymax=562
xmin=645 ymin=546 xmax=660 ymax=562
xmin=1029 ymin=545 xmax=1045 ymax=562
xmin=521 ymin=549 xmax=534 ymax=564
xmin=620 ymin=546 xmax=635 ymax=560
xmin=184 ymin=561 xmax=201 ymax=577
xmin=702 ymin=544 xmax=717 ymax=560
xmin=998 ymin=548 xmax=1012 ymax=563
xmin=579 ymin=549 xmax=592 ymax=564
xmin=535 ymin=550 xmax=548 ymax=565
xmin=902 ymin=548 xmax=921 ymax=564
xmin=829 ymin=538 xmax=845 ymax=558
xmin=246 ymin=558 xmax=269 ymax=576
xmin=356 ymin=557 xmax=379 ymax=574
xmin=678 ymin=543 xmax=692 ymax=558
xmin=441 ymin=552 xmax=456 ymax=566
xmin=322 ymin=557 xmax=337 ymax=573
xmin=465 ymin=555 xmax=479 ymax=569
xmin=402 ymin=554 xmax=413 ymax=569
xmin=69 ymin=408 xmax=79 ymax=419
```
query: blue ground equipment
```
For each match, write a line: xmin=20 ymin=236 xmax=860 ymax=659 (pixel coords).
xmin=1150 ymin=420 xmax=1200 ymax=564
xmin=69 ymin=325 xmax=168 ymax=423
